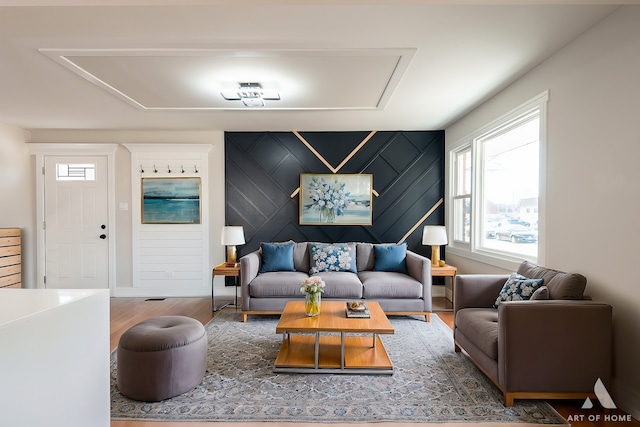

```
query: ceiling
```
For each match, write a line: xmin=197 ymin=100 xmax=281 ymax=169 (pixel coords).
xmin=0 ymin=1 xmax=620 ymax=132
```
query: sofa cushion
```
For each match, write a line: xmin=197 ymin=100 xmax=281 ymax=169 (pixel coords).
xmin=359 ymin=271 xmax=422 ymax=298
xmin=373 ymin=243 xmax=408 ymax=274
xmin=249 ymin=271 xmax=310 ymax=297
xmin=259 ymin=242 xmax=296 ymax=273
xmin=531 ymin=285 xmax=549 ymax=300
xmin=293 ymin=241 xmax=310 ymax=273
xmin=494 ymin=273 xmax=544 ymax=308
xmin=309 ymin=243 xmax=356 ymax=274
xmin=315 ymin=271 xmax=363 ymax=298
xmin=517 ymin=260 xmax=586 ymax=300
xmin=356 ymin=242 xmax=375 ymax=271
xmin=455 ymin=308 xmax=499 ymax=360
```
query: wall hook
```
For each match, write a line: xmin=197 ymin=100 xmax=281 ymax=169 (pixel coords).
xmin=153 ymin=164 xmax=158 ymax=173
xmin=181 ymin=165 xmax=185 ymax=173
xmin=194 ymin=165 xmax=199 ymax=173
xmin=139 ymin=165 xmax=144 ymax=173
xmin=167 ymin=165 xmax=171 ymax=173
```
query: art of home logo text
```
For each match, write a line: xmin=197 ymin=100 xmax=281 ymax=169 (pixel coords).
xmin=566 ymin=378 xmax=633 ymax=423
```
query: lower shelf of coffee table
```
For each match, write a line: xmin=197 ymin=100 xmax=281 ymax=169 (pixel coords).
xmin=274 ymin=334 xmax=393 ymax=374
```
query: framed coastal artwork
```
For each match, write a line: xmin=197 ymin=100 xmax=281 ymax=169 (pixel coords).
xmin=141 ymin=177 xmax=201 ymax=224
xmin=299 ymin=174 xmax=372 ymax=225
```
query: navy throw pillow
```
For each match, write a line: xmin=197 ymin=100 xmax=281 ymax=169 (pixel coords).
xmin=259 ymin=242 xmax=295 ymax=273
xmin=373 ymin=243 xmax=408 ymax=274
xmin=494 ymin=273 xmax=544 ymax=308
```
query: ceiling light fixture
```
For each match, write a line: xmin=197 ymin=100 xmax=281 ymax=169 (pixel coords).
xmin=220 ymin=83 xmax=280 ymax=107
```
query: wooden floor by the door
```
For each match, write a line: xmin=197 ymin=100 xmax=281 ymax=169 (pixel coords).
xmin=110 ymin=297 xmax=638 ymax=427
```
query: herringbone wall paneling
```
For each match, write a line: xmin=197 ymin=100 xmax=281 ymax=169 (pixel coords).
xmin=225 ymin=131 xmax=444 ymax=259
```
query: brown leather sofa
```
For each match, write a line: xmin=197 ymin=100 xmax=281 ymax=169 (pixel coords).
xmin=453 ymin=261 xmax=613 ymax=406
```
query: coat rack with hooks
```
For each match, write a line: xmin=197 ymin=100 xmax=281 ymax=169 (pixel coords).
xmin=139 ymin=164 xmax=200 ymax=174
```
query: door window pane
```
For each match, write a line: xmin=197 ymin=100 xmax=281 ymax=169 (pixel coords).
xmin=56 ymin=163 xmax=96 ymax=181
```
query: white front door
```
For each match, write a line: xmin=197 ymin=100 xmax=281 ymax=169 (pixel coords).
xmin=44 ymin=156 xmax=109 ymax=289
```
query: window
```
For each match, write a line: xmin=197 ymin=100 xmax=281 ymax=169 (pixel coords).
xmin=56 ymin=163 xmax=95 ymax=181
xmin=452 ymin=148 xmax=471 ymax=244
xmin=449 ymin=92 xmax=547 ymax=265
xmin=478 ymin=111 xmax=539 ymax=259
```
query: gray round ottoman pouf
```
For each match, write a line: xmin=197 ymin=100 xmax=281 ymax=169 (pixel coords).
xmin=117 ymin=315 xmax=207 ymax=402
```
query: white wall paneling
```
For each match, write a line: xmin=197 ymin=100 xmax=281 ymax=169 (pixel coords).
xmin=125 ymin=144 xmax=212 ymax=297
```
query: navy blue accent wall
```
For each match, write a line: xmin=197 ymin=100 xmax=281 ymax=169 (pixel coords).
xmin=225 ymin=131 xmax=445 ymax=258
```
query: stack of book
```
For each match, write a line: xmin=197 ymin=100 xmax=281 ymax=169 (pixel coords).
xmin=345 ymin=302 xmax=370 ymax=318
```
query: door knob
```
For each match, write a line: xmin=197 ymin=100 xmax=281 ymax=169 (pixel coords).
xmin=101 ymin=224 xmax=106 ymax=229
xmin=99 ymin=234 xmax=107 ymax=239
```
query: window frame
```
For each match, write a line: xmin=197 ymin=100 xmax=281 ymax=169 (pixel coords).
xmin=451 ymin=147 xmax=472 ymax=246
xmin=447 ymin=91 xmax=548 ymax=270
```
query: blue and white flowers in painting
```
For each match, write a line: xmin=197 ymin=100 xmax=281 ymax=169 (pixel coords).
xmin=307 ymin=176 xmax=350 ymax=223
xmin=299 ymin=174 xmax=372 ymax=225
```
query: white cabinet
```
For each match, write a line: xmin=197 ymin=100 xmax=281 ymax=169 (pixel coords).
xmin=0 ymin=289 xmax=110 ymax=427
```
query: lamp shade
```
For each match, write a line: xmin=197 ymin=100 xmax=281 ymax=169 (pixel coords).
xmin=422 ymin=225 xmax=448 ymax=246
xmin=221 ymin=226 xmax=245 ymax=246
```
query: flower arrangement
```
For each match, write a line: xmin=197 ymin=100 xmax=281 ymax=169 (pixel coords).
xmin=301 ymin=276 xmax=325 ymax=317
xmin=307 ymin=176 xmax=351 ymax=223
xmin=300 ymin=276 xmax=326 ymax=295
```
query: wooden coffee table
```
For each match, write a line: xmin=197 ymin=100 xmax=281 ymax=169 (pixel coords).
xmin=274 ymin=300 xmax=394 ymax=375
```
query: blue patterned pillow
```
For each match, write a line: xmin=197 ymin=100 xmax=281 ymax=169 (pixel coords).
xmin=309 ymin=243 xmax=356 ymax=274
xmin=494 ymin=273 xmax=544 ymax=308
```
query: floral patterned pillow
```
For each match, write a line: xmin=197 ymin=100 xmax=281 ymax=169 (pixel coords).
xmin=494 ymin=273 xmax=544 ymax=308
xmin=309 ymin=243 xmax=356 ymax=274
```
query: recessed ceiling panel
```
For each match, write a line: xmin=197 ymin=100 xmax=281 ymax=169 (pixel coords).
xmin=41 ymin=49 xmax=416 ymax=110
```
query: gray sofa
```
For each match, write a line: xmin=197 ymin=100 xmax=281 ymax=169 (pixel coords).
xmin=454 ymin=261 xmax=613 ymax=406
xmin=239 ymin=241 xmax=432 ymax=322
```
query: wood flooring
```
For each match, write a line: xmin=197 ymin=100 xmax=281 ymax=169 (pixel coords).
xmin=110 ymin=297 xmax=638 ymax=427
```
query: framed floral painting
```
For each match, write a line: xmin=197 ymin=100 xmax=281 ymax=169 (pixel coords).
xmin=299 ymin=174 xmax=372 ymax=225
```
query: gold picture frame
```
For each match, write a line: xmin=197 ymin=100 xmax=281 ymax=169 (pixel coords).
xmin=299 ymin=174 xmax=372 ymax=225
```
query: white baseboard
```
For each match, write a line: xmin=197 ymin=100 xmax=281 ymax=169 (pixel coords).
xmin=112 ymin=288 xmax=210 ymax=298
xmin=432 ymin=284 xmax=445 ymax=297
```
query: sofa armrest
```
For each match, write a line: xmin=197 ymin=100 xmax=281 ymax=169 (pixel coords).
xmin=406 ymin=251 xmax=432 ymax=309
xmin=240 ymin=250 xmax=261 ymax=305
xmin=498 ymin=300 xmax=612 ymax=393
xmin=454 ymin=274 xmax=508 ymax=313
xmin=240 ymin=250 xmax=261 ymax=285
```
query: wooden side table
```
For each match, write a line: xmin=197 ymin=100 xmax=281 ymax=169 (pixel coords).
xmin=211 ymin=262 xmax=240 ymax=312
xmin=431 ymin=264 xmax=457 ymax=306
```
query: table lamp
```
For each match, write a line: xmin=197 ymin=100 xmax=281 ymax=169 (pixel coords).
xmin=221 ymin=226 xmax=245 ymax=265
xmin=422 ymin=225 xmax=448 ymax=267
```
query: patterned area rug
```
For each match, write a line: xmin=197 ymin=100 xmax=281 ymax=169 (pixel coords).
xmin=111 ymin=312 xmax=567 ymax=424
